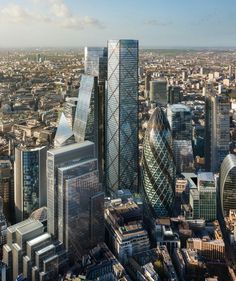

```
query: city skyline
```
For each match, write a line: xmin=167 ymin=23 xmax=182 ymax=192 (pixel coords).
xmin=0 ymin=0 xmax=236 ymax=48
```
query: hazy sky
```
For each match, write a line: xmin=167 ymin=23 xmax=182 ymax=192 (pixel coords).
xmin=0 ymin=0 xmax=236 ymax=48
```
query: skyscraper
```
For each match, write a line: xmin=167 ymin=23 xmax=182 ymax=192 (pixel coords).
xmin=14 ymin=146 xmax=47 ymax=222
xmin=73 ymin=75 xmax=98 ymax=149
xmin=84 ymin=47 xmax=108 ymax=181
xmin=142 ymin=107 xmax=176 ymax=218
xmin=167 ymin=104 xmax=193 ymax=174
xmin=47 ymin=141 xmax=104 ymax=259
xmin=220 ymin=154 xmax=236 ymax=216
xmin=167 ymin=104 xmax=192 ymax=141
xmin=149 ymin=78 xmax=167 ymax=105
xmin=205 ymin=90 xmax=230 ymax=172
xmin=105 ymin=39 xmax=139 ymax=194
xmin=84 ymin=47 xmax=107 ymax=79
xmin=58 ymin=156 xmax=104 ymax=259
xmin=47 ymin=141 xmax=94 ymax=238
xmin=0 ymin=160 xmax=13 ymax=222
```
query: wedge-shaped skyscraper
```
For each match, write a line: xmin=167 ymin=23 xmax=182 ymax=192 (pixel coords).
xmin=142 ymin=107 xmax=176 ymax=217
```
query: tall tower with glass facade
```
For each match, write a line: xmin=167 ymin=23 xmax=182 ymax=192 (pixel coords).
xmin=84 ymin=47 xmax=107 ymax=180
xmin=142 ymin=107 xmax=175 ymax=218
xmin=205 ymin=90 xmax=230 ymax=172
xmin=220 ymin=154 xmax=236 ymax=216
xmin=105 ymin=39 xmax=139 ymax=194
xmin=14 ymin=146 xmax=47 ymax=222
xmin=47 ymin=141 xmax=104 ymax=259
xmin=167 ymin=104 xmax=193 ymax=174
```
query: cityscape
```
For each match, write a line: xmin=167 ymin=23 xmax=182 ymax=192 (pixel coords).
xmin=1 ymin=1 xmax=236 ymax=281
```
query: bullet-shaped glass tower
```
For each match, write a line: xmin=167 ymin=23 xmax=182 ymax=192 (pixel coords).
xmin=142 ymin=107 xmax=175 ymax=217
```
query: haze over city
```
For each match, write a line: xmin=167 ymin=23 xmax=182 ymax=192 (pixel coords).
xmin=0 ymin=0 xmax=236 ymax=48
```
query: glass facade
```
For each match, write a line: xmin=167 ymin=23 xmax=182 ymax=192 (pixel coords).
xmin=142 ymin=107 xmax=176 ymax=218
xmin=15 ymin=147 xmax=47 ymax=222
xmin=167 ymin=104 xmax=192 ymax=141
xmin=220 ymin=154 xmax=236 ymax=215
xmin=149 ymin=79 xmax=167 ymax=105
xmin=198 ymin=172 xmax=216 ymax=221
xmin=54 ymin=112 xmax=75 ymax=147
xmin=63 ymin=97 xmax=78 ymax=129
xmin=205 ymin=92 xmax=230 ymax=172
xmin=173 ymin=140 xmax=194 ymax=174
xmin=73 ymin=75 xmax=98 ymax=149
xmin=84 ymin=47 xmax=107 ymax=81
xmin=84 ymin=47 xmax=108 ymax=181
xmin=106 ymin=39 xmax=139 ymax=194
xmin=58 ymin=158 xmax=104 ymax=259
xmin=47 ymin=141 xmax=96 ymax=239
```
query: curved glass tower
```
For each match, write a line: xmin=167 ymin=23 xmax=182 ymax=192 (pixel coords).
xmin=220 ymin=154 xmax=236 ymax=215
xmin=142 ymin=107 xmax=175 ymax=217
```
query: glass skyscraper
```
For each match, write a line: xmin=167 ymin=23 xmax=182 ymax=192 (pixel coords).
xmin=142 ymin=107 xmax=176 ymax=218
xmin=84 ymin=47 xmax=107 ymax=80
xmin=47 ymin=142 xmax=94 ymax=238
xmin=73 ymin=75 xmax=98 ymax=149
xmin=14 ymin=146 xmax=47 ymax=222
xmin=105 ymin=39 xmax=139 ymax=194
xmin=58 ymin=158 xmax=104 ymax=259
xmin=84 ymin=47 xmax=108 ymax=181
xmin=205 ymin=89 xmax=230 ymax=172
xmin=220 ymin=154 xmax=236 ymax=215
xmin=167 ymin=104 xmax=192 ymax=141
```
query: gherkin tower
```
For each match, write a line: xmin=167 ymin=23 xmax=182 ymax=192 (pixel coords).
xmin=142 ymin=107 xmax=176 ymax=218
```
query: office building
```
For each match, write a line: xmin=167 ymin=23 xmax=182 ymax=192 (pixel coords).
xmin=14 ymin=146 xmax=47 ymax=222
xmin=205 ymin=90 xmax=230 ymax=172
xmin=142 ymin=107 xmax=175 ymax=218
xmin=189 ymin=173 xmax=217 ymax=221
xmin=47 ymin=141 xmax=95 ymax=237
xmin=144 ymin=72 xmax=152 ymax=99
xmin=84 ymin=47 xmax=108 ymax=181
xmin=58 ymin=157 xmax=104 ymax=259
xmin=126 ymin=246 xmax=178 ymax=281
xmin=84 ymin=47 xmax=107 ymax=79
xmin=47 ymin=141 xmax=104 ymax=259
xmin=167 ymin=104 xmax=192 ymax=141
xmin=0 ymin=198 xmax=7 ymax=259
xmin=0 ymin=160 xmax=13 ymax=222
xmin=149 ymin=79 xmax=167 ymax=105
xmin=187 ymin=238 xmax=225 ymax=261
xmin=2 ymin=218 xmax=67 ymax=281
xmin=220 ymin=154 xmax=236 ymax=216
xmin=167 ymin=85 xmax=183 ymax=104
xmin=105 ymin=198 xmax=150 ymax=264
xmin=173 ymin=140 xmax=195 ymax=174
xmin=105 ymin=39 xmax=139 ymax=194
xmin=77 ymin=243 xmax=130 ymax=280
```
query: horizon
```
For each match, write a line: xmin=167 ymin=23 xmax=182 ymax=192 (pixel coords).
xmin=0 ymin=0 xmax=236 ymax=48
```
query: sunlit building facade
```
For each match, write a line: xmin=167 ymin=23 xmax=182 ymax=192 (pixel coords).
xmin=73 ymin=75 xmax=98 ymax=152
xmin=220 ymin=154 xmax=236 ymax=216
xmin=105 ymin=39 xmax=139 ymax=194
xmin=47 ymin=142 xmax=94 ymax=238
xmin=58 ymin=157 xmax=104 ymax=260
xmin=142 ymin=107 xmax=176 ymax=217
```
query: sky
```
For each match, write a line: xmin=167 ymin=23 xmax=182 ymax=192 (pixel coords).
xmin=0 ymin=0 xmax=236 ymax=48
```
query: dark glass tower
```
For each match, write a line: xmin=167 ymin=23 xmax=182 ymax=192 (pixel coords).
xmin=105 ymin=39 xmax=139 ymax=194
xmin=142 ymin=107 xmax=175 ymax=217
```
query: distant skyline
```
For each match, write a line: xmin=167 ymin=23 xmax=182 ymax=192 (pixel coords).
xmin=0 ymin=0 xmax=236 ymax=48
